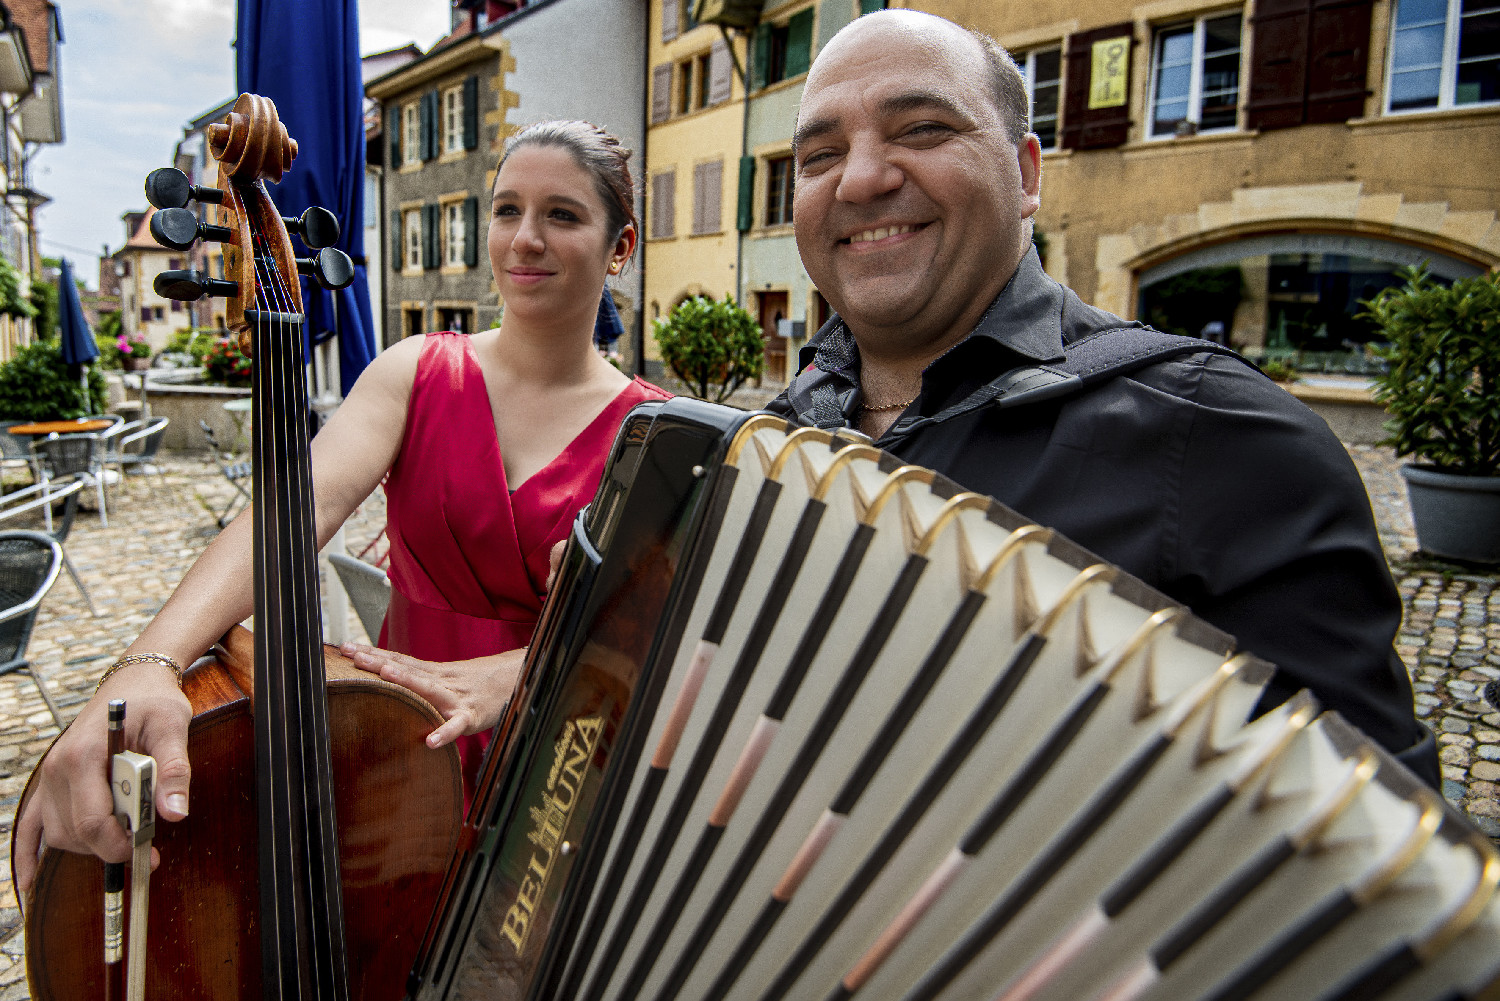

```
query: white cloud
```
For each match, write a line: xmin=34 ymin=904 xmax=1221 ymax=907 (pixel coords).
xmin=36 ymin=0 xmax=450 ymax=286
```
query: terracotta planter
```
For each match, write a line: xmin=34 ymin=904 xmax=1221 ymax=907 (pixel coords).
xmin=1401 ymin=464 xmax=1500 ymax=564
xmin=122 ymin=355 xmax=152 ymax=372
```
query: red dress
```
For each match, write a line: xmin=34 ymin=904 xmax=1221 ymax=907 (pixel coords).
xmin=380 ymin=331 xmax=670 ymax=797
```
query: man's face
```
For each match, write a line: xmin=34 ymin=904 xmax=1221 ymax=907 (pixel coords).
xmin=793 ymin=19 xmax=1040 ymax=361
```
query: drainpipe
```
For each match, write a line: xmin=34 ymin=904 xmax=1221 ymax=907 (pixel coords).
xmin=637 ymin=6 xmax=650 ymax=377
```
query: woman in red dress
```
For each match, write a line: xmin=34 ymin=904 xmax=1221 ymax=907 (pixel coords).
xmin=15 ymin=120 xmax=669 ymax=886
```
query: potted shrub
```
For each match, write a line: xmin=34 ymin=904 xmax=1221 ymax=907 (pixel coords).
xmin=653 ymin=295 xmax=764 ymax=403
xmin=0 ymin=340 xmax=107 ymax=419
xmin=1362 ymin=266 xmax=1500 ymax=563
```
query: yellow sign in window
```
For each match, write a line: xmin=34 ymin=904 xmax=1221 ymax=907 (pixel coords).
xmin=1089 ymin=37 xmax=1129 ymax=109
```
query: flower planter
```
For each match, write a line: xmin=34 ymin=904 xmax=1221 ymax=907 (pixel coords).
xmin=122 ymin=356 xmax=152 ymax=372
xmin=1400 ymin=464 xmax=1500 ymax=565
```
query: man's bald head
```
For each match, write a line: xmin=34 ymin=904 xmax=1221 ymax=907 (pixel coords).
xmin=808 ymin=10 xmax=1031 ymax=144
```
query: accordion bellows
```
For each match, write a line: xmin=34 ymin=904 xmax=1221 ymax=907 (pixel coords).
xmin=413 ymin=399 xmax=1500 ymax=1001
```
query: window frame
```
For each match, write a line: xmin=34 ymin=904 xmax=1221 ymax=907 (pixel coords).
xmin=442 ymin=85 xmax=464 ymax=154
xmin=1146 ymin=11 xmax=1245 ymax=139
xmin=1385 ymin=0 xmax=1500 ymax=113
xmin=443 ymin=199 xmax=466 ymax=268
xmin=763 ymin=154 xmax=794 ymax=228
xmin=402 ymin=102 xmax=421 ymax=166
xmin=403 ymin=208 xmax=422 ymax=272
xmin=1021 ymin=46 xmax=1063 ymax=151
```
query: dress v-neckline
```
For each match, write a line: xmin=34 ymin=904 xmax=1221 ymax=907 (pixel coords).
xmin=475 ymin=358 xmax=639 ymax=498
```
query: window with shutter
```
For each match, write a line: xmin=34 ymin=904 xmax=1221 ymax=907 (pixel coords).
xmin=709 ymin=39 xmax=734 ymax=104
xmin=652 ymin=171 xmax=676 ymax=239
xmin=736 ymin=155 xmax=755 ymax=232
xmin=442 ymin=86 xmax=464 ymax=154
xmin=764 ymin=155 xmax=794 ymax=226
xmin=785 ymin=8 xmax=815 ymax=78
xmin=404 ymin=209 xmax=422 ymax=271
xmin=402 ymin=103 xmax=421 ymax=166
xmin=662 ymin=0 xmax=679 ymax=42
xmin=464 ymin=197 xmax=480 ymax=267
xmin=1247 ymin=0 xmax=1310 ymax=129
xmin=1307 ymin=0 xmax=1373 ymax=122
xmin=1061 ymin=23 xmax=1134 ymax=149
xmin=693 ymin=160 xmax=723 ymax=234
xmin=463 ymin=75 xmax=480 ymax=150
xmin=652 ymin=64 xmax=673 ymax=124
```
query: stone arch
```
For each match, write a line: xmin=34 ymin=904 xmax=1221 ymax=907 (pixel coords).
xmin=1093 ymin=182 xmax=1500 ymax=319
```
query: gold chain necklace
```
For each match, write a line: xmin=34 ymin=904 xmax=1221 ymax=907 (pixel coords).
xmin=862 ymin=395 xmax=917 ymax=413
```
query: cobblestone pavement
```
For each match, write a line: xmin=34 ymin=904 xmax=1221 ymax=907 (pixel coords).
xmin=0 ymin=441 xmax=1492 ymax=994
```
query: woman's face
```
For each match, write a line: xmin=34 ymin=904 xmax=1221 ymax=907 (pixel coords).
xmin=488 ymin=144 xmax=631 ymax=323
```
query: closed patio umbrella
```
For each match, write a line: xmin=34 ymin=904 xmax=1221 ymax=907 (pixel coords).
xmin=56 ymin=258 xmax=99 ymax=412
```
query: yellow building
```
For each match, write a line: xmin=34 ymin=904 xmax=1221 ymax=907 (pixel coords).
xmin=642 ymin=0 xmax=750 ymax=371
xmin=922 ymin=0 xmax=1499 ymax=355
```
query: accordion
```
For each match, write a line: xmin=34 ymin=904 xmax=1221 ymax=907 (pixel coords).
xmin=408 ymin=397 xmax=1500 ymax=1001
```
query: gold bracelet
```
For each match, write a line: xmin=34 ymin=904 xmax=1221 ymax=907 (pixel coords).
xmin=96 ymin=653 xmax=184 ymax=694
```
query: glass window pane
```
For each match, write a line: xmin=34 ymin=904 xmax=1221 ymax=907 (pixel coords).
xmin=1204 ymin=14 xmax=1242 ymax=52
xmin=1395 ymin=0 xmax=1449 ymax=27
xmin=1392 ymin=22 xmax=1448 ymax=68
xmin=1160 ymin=29 xmax=1194 ymax=66
xmin=1157 ymin=62 xmax=1192 ymax=101
xmin=1034 ymin=83 xmax=1059 ymax=118
xmin=1460 ymin=9 xmax=1500 ymax=58
xmin=1389 ymin=67 xmax=1442 ymax=107
xmin=1153 ymin=99 xmax=1189 ymax=133
xmin=1455 ymin=56 xmax=1500 ymax=101
xmin=1460 ymin=0 xmax=1500 ymax=14
xmin=1035 ymin=48 xmax=1061 ymax=83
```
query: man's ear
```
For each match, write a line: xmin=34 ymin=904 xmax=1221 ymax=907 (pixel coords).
xmin=1018 ymin=133 xmax=1042 ymax=220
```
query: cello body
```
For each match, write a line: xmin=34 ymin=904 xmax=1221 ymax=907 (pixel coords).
xmin=21 ymin=626 xmax=464 ymax=999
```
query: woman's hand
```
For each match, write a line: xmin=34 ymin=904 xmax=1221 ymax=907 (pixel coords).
xmin=13 ymin=663 xmax=193 ymax=892
xmin=340 ymin=644 xmax=525 ymax=747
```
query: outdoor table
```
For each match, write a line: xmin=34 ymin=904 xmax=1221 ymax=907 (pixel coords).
xmin=7 ymin=419 xmax=113 ymax=436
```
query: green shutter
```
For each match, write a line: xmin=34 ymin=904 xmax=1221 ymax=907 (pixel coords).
xmin=422 ymin=204 xmax=439 ymax=269
xmin=386 ymin=106 xmax=401 ymax=168
xmin=462 ymin=76 xmax=479 ymax=150
xmin=858 ymin=0 xmax=885 ymax=13
xmin=390 ymin=210 xmax=402 ymax=262
xmin=736 ymin=155 xmax=756 ymax=232
xmin=750 ymin=23 xmax=770 ymax=90
xmin=464 ymin=196 xmax=480 ymax=267
xmin=419 ymin=93 xmax=435 ymax=161
xmin=785 ymin=8 xmax=814 ymax=78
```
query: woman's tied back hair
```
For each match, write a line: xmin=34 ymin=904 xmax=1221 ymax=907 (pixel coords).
xmin=498 ymin=120 xmax=639 ymax=243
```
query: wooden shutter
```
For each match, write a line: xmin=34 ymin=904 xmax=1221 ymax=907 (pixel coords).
xmin=386 ymin=105 xmax=401 ymax=168
xmin=390 ymin=210 xmax=402 ymax=262
xmin=858 ymin=0 xmax=885 ymax=12
xmin=693 ymin=160 xmax=722 ymax=234
xmin=651 ymin=64 xmax=673 ymax=124
xmin=462 ymin=75 xmax=480 ymax=150
xmin=1306 ymin=0 xmax=1373 ymax=122
xmin=736 ymin=155 xmax=755 ymax=232
xmin=709 ymin=38 xmax=734 ymax=105
xmin=419 ymin=92 xmax=435 ymax=160
xmin=652 ymin=171 xmax=676 ymax=239
xmin=785 ymin=8 xmax=815 ymax=78
xmin=750 ymin=23 xmax=770 ymax=90
xmin=1061 ymin=23 xmax=1134 ymax=150
xmin=1247 ymin=0 xmax=1311 ymax=129
xmin=422 ymin=204 xmax=440 ymax=269
xmin=661 ymin=0 xmax=679 ymax=42
xmin=1247 ymin=0 xmax=1371 ymax=130
xmin=464 ymin=196 xmax=480 ymax=267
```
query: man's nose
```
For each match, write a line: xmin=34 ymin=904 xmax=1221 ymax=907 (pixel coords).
xmin=835 ymin=141 xmax=902 ymax=203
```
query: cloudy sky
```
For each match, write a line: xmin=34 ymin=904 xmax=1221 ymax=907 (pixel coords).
xmin=34 ymin=0 xmax=452 ymax=287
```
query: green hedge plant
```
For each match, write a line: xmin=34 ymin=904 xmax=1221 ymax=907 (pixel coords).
xmin=653 ymin=295 xmax=765 ymax=403
xmin=1362 ymin=266 xmax=1500 ymax=477
xmin=0 ymin=339 xmax=107 ymax=419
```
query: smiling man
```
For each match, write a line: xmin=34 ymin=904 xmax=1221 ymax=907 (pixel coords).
xmin=767 ymin=10 xmax=1437 ymax=784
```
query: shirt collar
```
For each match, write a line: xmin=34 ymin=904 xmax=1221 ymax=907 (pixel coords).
xmin=800 ymin=246 xmax=1066 ymax=381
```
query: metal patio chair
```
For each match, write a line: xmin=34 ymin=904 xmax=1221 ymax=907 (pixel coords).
xmin=0 ymin=476 xmax=100 ymax=617
xmin=200 ymin=419 xmax=251 ymax=528
xmin=0 ymin=530 xmax=68 ymax=728
xmin=111 ymin=416 xmax=172 ymax=499
xmin=0 ymin=421 xmax=40 ymax=490
xmin=34 ymin=432 xmax=109 ymax=527
xmin=327 ymin=552 xmax=392 ymax=642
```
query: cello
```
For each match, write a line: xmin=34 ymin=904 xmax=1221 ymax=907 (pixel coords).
xmin=16 ymin=94 xmax=464 ymax=998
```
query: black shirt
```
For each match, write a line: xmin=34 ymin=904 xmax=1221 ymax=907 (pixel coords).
xmin=768 ymin=251 xmax=1436 ymax=785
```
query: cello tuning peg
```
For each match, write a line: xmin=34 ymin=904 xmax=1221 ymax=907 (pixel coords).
xmin=283 ymin=206 xmax=340 ymax=250
xmin=149 ymin=207 xmax=234 ymax=252
xmin=295 ymin=248 xmax=355 ymax=291
xmin=154 ymin=269 xmax=238 ymax=302
xmin=144 ymin=167 xmax=225 ymax=210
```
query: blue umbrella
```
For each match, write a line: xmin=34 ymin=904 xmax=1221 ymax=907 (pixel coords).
xmin=235 ymin=0 xmax=376 ymax=395
xmin=56 ymin=258 xmax=98 ymax=410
